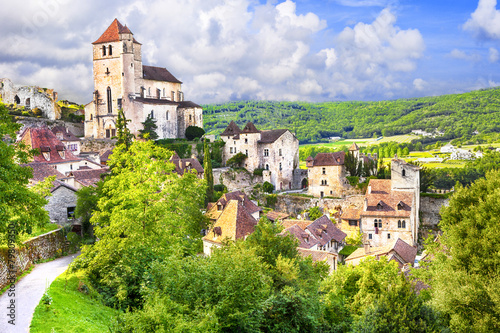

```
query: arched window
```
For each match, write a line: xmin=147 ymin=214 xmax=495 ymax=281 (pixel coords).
xmin=398 ymin=220 xmax=401 ymax=228
xmin=166 ymin=111 xmax=169 ymax=120
xmin=108 ymin=45 xmax=113 ymax=56
xmin=150 ymin=110 xmax=154 ymax=118
xmin=123 ymin=42 xmax=127 ymax=53
xmin=402 ymin=169 xmax=406 ymax=177
xmin=265 ymin=164 xmax=269 ymax=170
xmin=107 ymin=87 xmax=112 ymax=113
xmin=402 ymin=220 xmax=406 ymax=228
xmin=102 ymin=45 xmax=106 ymax=56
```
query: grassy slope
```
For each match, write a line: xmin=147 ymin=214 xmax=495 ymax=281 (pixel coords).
xmin=30 ymin=271 xmax=119 ymax=333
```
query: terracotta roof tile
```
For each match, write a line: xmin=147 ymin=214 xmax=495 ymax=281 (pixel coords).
xmin=362 ymin=179 xmax=413 ymax=218
xmin=306 ymin=215 xmax=347 ymax=246
xmin=51 ymin=180 xmax=78 ymax=193
xmin=221 ymin=121 xmax=242 ymax=136
xmin=341 ymin=206 xmax=362 ymax=220
xmin=345 ymin=238 xmax=416 ymax=266
xmin=266 ymin=210 xmax=290 ymax=222
xmin=282 ymin=224 xmax=319 ymax=249
xmin=72 ymin=168 xmax=109 ymax=187
xmin=51 ymin=126 xmax=80 ymax=142
xmin=297 ymin=248 xmax=337 ymax=262
xmin=169 ymin=156 xmax=204 ymax=176
xmin=203 ymin=200 xmax=258 ymax=244
xmin=311 ymin=151 xmax=345 ymax=166
xmin=143 ymin=65 xmax=182 ymax=83
xmin=92 ymin=19 xmax=140 ymax=44
xmin=206 ymin=190 xmax=262 ymax=220
xmin=280 ymin=219 xmax=310 ymax=230
xmin=24 ymin=162 xmax=66 ymax=182
xmin=100 ymin=149 xmax=113 ymax=164
xmin=20 ymin=127 xmax=81 ymax=164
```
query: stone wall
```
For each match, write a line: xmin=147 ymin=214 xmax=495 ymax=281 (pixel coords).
xmin=0 ymin=229 xmax=66 ymax=290
xmin=80 ymin=138 xmax=116 ymax=155
xmin=420 ymin=196 xmax=449 ymax=227
xmin=213 ymin=167 xmax=263 ymax=194
xmin=16 ymin=117 xmax=84 ymax=138
xmin=274 ymin=194 xmax=365 ymax=218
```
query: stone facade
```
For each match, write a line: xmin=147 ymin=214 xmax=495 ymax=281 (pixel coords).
xmin=0 ymin=78 xmax=59 ymax=120
xmin=45 ymin=182 xmax=80 ymax=225
xmin=84 ymin=19 xmax=202 ymax=140
xmin=306 ymin=152 xmax=351 ymax=198
xmin=221 ymin=121 xmax=299 ymax=191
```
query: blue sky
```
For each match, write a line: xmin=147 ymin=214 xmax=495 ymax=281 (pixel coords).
xmin=0 ymin=0 xmax=499 ymax=104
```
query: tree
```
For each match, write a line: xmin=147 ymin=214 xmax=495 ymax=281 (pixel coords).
xmin=0 ymin=104 xmax=50 ymax=243
xmin=424 ymin=170 xmax=500 ymax=332
xmin=226 ymin=152 xmax=247 ymax=168
xmin=75 ymin=179 xmax=106 ymax=237
xmin=185 ymin=126 xmax=205 ymax=141
xmin=308 ymin=206 xmax=322 ymax=220
xmin=71 ymin=140 xmax=207 ymax=309
xmin=203 ymin=140 xmax=214 ymax=203
xmin=262 ymin=181 xmax=274 ymax=193
xmin=138 ymin=114 xmax=158 ymax=141
xmin=114 ymin=109 xmax=134 ymax=149
xmin=345 ymin=151 xmax=362 ymax=177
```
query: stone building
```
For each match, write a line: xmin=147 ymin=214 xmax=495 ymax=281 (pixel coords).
xmin=0 ymin=78 xmax=59 ymax=119
xmin=84 ymin=19 xmax=203 ymax=140
xmin=360 ymin=159 xmax=420 ymax=247
xmin=220 ymin=121 xmax=299 ymax=191
xmin=44 ymin=181 xmax=79 ymax=225
xmin=169 ymin=152 xmax=204 ymax=178
xmin=306 ymin=151 xmax=351 ymax=198
xmin=345 ymin=238 xmax=417 ymax=269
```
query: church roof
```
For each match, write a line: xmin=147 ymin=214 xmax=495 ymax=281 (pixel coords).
xmin=143 ymin=65 xmax=182 ymax=84
xmin=221 ymin=121 xmax=242 ymax=136
xmin=178 ymin=101 xmax=202 ymax=108
xmin=92 ymin=19 xmax=141 ymax=45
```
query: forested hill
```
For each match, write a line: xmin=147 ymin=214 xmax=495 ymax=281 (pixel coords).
xmin=202 ymin=87 xmax=500 ymax=143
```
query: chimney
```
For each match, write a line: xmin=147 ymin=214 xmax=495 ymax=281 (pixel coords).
xmin=364 ymin=242 xmax=370 ymax=254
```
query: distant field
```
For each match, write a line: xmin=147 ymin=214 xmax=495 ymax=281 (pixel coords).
xmin=300 ymin=134 xmax=419 ymax=150
xmin=373 ymin=134 xmax=417 ymax=145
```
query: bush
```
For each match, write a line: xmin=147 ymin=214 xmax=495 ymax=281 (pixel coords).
xmin=253 ymin=168 xmax=264 ymax=176
xmin=346 ymin=176 xmax=359 ymax=187
xmin=263 ymin=181 xmax=274 ymax=193
xmin=185 ymin=126 xmax=205 ymax=141
xmin=214 ymin=184 xmax=226 ymax=192
xmin=308 ymin=206 xmax=322 ymax=220
xmin=266 ymin=194 xmax=278 ymax=208
xmin=226 ymin=152 xmax=247 ymax=168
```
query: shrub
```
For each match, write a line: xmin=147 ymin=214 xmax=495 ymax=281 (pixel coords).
xmin=226 ymin=152 xmax=247 ymax=168
xmin=346 ymin=176 xmax=359 ymax=187
xmin=266 ymin=194 xmax=278 ymax=208
xmin=185 ymin=126 xmax=205 ymax=141
xmin=308 ymin=206 xmax=322 ymax=220
xmin=263 ymin=181 xmax=274 ymax=193
xmin=253 ymin=168 xmax=264 ymax=176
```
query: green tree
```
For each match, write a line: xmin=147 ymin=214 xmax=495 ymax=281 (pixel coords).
xmin=71 ymin=140 xmax=207 ymax=309
xmin=138 ymin=114 xmax=158 ymax=141
xmin=345 ymin=151 xmax=362 ymax=176
xmin=308 ymin=206 xmax=322 ymax=220
xmin=263 ymin=181 xmax=274 ymax=194
xmin=226 ymin=152 xmax=247 ymax=168
xmin=185 ymin=125 xmax=205 ymax=141
xmin=424 ymin=171 xmax=500 ymax=332
xmin=114 ymin=109 xmax=134 ymax=149
xmin=203 ymin=140 xmax=214 ymax=203
xmin=0 ymin=104 xmax=50 ymax=243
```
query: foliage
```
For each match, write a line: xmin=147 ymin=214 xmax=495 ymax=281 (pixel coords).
xmin=422 ymin=170 xmax=500 ymax=332
xmin=203 ymin=139 xmax=214 ymax=203
xmin=114 ymin=109 xmax=134 ymax=149
xmin=265 ymin=194 xmax=277 ymax=208
xmin=226 ymin=152 xmax=247 ymax=168
xmin=70 ymin=140 xmax=207 ymax=310
xmin=0 ymin=104 xmax=50 ymax=244
xmin=262 ymin=181 xmax=274 ymax=193
xmin=346 ymin=176 xmax=359 ymax=187
xmin=185 ymin=125 xmax=205 ymax=141
xmin=308 ymin=206 xmax=322 ymax=221
xmin=138 ymin=114 xmax=158 ymax=141
xmin=345 ymin=231 xmax=363 ymax=246
xmin=75 ymin=181 xmax=105 ymax=237
xmin=30 ymin=271 xmax=120 ymax=333
xmin=338 ymin=245 xmax=359 ymax=257
xmin=155 ymin=140 xmax=192 ymax=159
xmin=253 ymin=168 xmax=264 ymax=176
xmin=345 ymin=151 xmax=362 ymax=176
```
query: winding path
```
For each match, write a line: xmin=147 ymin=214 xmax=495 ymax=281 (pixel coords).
xmin=0 ymin=252 xmax=79 ymax=333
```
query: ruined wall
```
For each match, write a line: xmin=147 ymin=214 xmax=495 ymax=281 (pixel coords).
xmin=16 ymin=117 xmax=84 ymax=138
xmin=420 ymin=196 xmax=449 ymax=227
xmin=0 ymin=229 xmax=66 ymax=290
xmin=213 ymin=167 xmax=263 ymax=194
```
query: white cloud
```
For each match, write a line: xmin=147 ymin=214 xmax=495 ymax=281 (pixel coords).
xmin=464 ymin=0 xmax=500 ymax=40
xmin=413 ymin=78 xmax=427 ymax=91
xmin=448 ymin=49 xmax=481 ymax=62
xmin=489 ymin=47 xmax=500 ymax=63
xmin=333 ymin=0 xmax=397 ymax=7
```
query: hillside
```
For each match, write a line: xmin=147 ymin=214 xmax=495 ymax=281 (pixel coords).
xmin=202 ymin=87 xmax=500 ymax=143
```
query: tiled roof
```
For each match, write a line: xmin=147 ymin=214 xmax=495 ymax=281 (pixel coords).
xmin=345 ymin=238 xmax=417 ymax=266
xmin=280 ymin=219 xmax=310 ymax=230
xmin=282 ymin=224 xmax=319 ymax=249
xmin=92 ymin=19 xmax=140 ymax=44
xmin=341 ymin=206 xmax=362 ymax=220
xmin=258 ymin=129 xmax=288 ymax=143
xmin=143 ymin=65 xmax=182 ymax=83
xmin=202 ymin=200 xmax=258 ymax=244
xmin=306 ymin=215 xmax=347 ymax=246
xmin=242 ymin=122 xmax=260 ymax=133
xmin=20 ymin=127 xmax=81 ymax=164
xmin=311 ymin=151 xmax=345 ymax=166
xmin=221 ymin=121 xmax=241 ymax=136
xmin=206 ymin=190 xmax=262 ymax=220
xmin=51 ymin=180 xmax=78 ymax=193
xmin=169 ymin=156 xmax=204 ymax=176
xmin=24 ymin=163 xmax=66 ymax=182
xmin=72 ymin=168 xmax=109 ymax=187
xmin=100 ymin=149 xmax=113 ymax=164
xmin=178 ymin=101 xmax=202 ymax=108
xmin=266 ymin=210 xmax=290 ymax=222
xmin=297 ymin=248 xmax=337 ymax=262
xmin=362 ymin=179 xmax=413 ymax=218
xmin=134 ymin=97 xmax=179 ymax=105
xmin=51 ymin=126 xmax=80 ymax=142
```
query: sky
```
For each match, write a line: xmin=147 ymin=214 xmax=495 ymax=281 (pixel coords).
xmin=0 ymin=0 xmax=499 ymax=105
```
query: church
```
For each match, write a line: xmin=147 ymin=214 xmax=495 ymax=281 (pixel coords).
xmin=84 ymin=19 xmax=203 ymax=140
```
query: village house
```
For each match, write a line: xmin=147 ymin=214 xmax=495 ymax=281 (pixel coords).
xmin=345 ymin=237 xmax=417 ymax=269
xmin=339 ymin=205 xmax=362 ymax=239
xmin=0 ymin=78 xmax=59 ymax=119
xmin=51 ymin=126 xmax=81 ymax=155
xmin=44 ymin=181 xmax=80 ymax=227
xmin=360 ymin=159 xmax=420 ymax=247
xmin=169 ymin=152 xmax=204 ymax=178
xmin=220 ymin=121 xmax=299 ymax=191
xmin=306 ymin=151 xmax=350 ymax=198
xmin=84 ymin=19 xmax=202 ymax=140
xmin=203 ymin=191 xmax=262 ymax=255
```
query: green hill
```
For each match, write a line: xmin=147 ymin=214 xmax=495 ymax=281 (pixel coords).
xmin=202 ymin=87 xmax=500 ymax=143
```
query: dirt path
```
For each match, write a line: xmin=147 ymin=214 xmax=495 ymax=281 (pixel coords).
xmin=0 ymin=252 xmax=79 ymax=333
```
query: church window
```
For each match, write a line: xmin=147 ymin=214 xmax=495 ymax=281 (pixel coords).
xmin=279 ymin=149 xmax=282 ymax=156
xmin=157 ymin=89 xmax=161 ymax=99
xmin=279 ymin=163 xmax=282 ymax=171
xmin=141 ymin=87 xmax=145 ymax=98
xmin=112 ymin=129 xmax=116 ymax=137
xmin=402 ymin=169 xmax=406 ymax=177
xmin=166 ymin=111 xmax=169 ymax=120
xmin=106 ymin=129 xmax=111 ymax=138
xmin=150 ymin=110 xmax=154 ymax=118
xmin=102 ymin=45 xmax=106 ymax=56
xmin=117 ymin=98 xmax=122 ymax=110
xmin=108 ymin=45 xmax=113 ymax=55
xmin=107 ymin=87 xmax=112 ymax=113
xmin=264 ymin=149 xmax=269 ymax=157
xmin=265 ymin=164 xmax=269 ymax=170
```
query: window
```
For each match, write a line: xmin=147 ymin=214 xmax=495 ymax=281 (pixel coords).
xmin=166 ymin=111 xmax=169 ymax=120
xmin=163 ymin=88 xmax=166 ymax=97
xmin=401 ymin=220 xmax=406 ymax=228
xmin=123 ymin=42 xmax=127 ymax=53
xmin=387 ymin=233 xmax=391 ymax=239
xmin=67 ymin=207 xmax=76 ymax=219
xmin=102 ymin=45 xmax=106 ymax=56
xmin=171 ymin=91 xmax=175 ymax=101
xmin=245 ymin=138 xmax=248 ymax=144
xmin=230 ymin=147 xmax=233 ymax=153
xmin=108 ymin=45 xmax=113 ymax=56
xmin=330 ymin=190 xmax=333 ymax=195
xmin=245 ymin=150 xmax=248 ymax=156
xmin=279 ymin=162 xmax=282 ymax=171
xmin=117 ymin=98 xmax=122 ymax=110
xmin=150 ymin=110 xmax=154 ymax=118
xmin=402 ymin=169 xmax=406 ymax=177
xmin=157 ymin=88 xmax=161 ymax=99
xmin=321 ymin=180 xmax=328 ymax=185
xmin=368 ymin=234 xmax=372 ymax=239
xmin=107 ymin=87 xmax=112 ymax=113
xmin=265 ymin=164 xmax=269 ymax=170
xmin=189 ymin=115 xmax=192 ymax=122
xmin=106 ymin=129 xmax=111 ymax=138
xmin=322 ymin=167 xmax=326 ymax=175
xmin=217 ymin=204 xmax=222 ymax=211
xmin=279 ymin=149 xmax=282 ymax=156
xmin=348 ymin=220 xmax=358 ymax=226
xmin=320 ymin=191 xmax=324 ymax=198
xmin=148 ymin=87 xmax=151 ymax=96
xmin=112 ymin=129 xmax=116 ymax=137
xmin=264 ymin=149 xmax=269 ymax=157
xmin=373 ymin=219 xmax=382 ymax=228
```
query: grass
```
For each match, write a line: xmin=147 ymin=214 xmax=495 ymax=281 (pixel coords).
xmin=19 ymin=223 xmax=60 ymax=243
xmin=30 ymin=270 xmax=120 ymax=333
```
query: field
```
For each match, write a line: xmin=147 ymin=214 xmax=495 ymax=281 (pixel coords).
xmin=300 ymin=134 xmax=419 ymax=150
